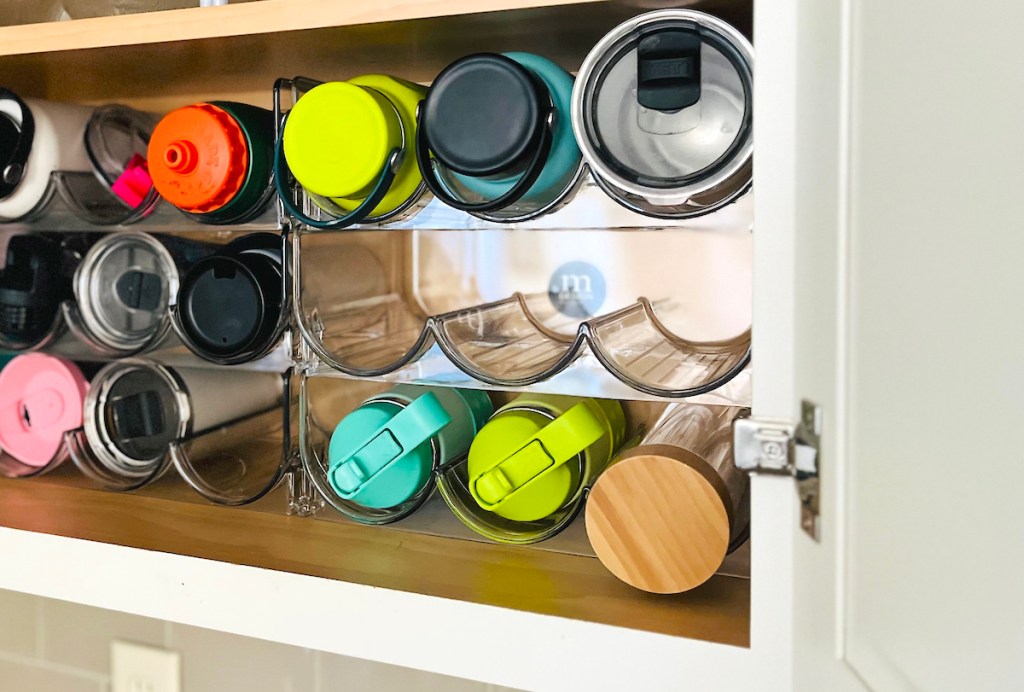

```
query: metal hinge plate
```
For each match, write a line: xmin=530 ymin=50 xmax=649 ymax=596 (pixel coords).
xmin=734 ymin=400 xmax=822 ymax=540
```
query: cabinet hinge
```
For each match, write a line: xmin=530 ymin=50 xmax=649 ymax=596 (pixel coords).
xmin=733 ymin=400 xmax=821 ymax=541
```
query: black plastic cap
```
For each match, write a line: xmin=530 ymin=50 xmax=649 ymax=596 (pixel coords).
xmin=637 ymin=27 xmax=703 ymax=113
xmin=0 ymin=235 xmax=66 ymax=346
xmin=0 ymin=89 xmax=33 ymax=201
xmin=0 ymin=114 xmax=20 ymax=174
xmin=178 ymin=244 xmax=283 ymax=361
xmin=422 ymin=53 xmax=547 ymax=177
xmin=111 ymin=390 xmax=166 ymax=440
xmin=115 ymin=270 xmax=163 ymax=311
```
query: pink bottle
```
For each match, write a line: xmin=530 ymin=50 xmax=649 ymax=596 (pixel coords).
xmin=0 ymin=353 xmax=89 ymax=474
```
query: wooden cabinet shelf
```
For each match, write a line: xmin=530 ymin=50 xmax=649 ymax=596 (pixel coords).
xmin=0 ymin=475 xmax=749 ymax=645
xmin=0 ymin=0 xmax=749 ymax=111
xmin=0 ymin=0 xmax=613 ymax=56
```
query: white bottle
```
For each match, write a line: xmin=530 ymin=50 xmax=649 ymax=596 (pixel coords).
xmin=83 ymin=360 xmax=284 ymax=478
xmin=0 ymin=92 xmax=95 ymax=221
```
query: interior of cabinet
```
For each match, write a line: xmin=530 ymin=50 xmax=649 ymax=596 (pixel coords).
xmin=0 ymin=0 xmax=754 ymax=648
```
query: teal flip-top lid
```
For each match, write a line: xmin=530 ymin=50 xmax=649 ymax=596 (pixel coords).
xmin=0 ymin=354 xmax=13 ymax=371
xmin=328 ymin=391 xmax=452 ymax=509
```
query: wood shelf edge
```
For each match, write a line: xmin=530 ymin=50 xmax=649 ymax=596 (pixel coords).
xmin=0 ymin=476 xmax=749 ymax=646
xmin=0 ymin=0 xmax=606 ymax=57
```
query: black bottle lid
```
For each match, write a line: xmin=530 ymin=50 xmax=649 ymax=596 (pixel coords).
xmin=111 ymin=389 xmax=166 ymax=440
xmin=104 ymin=367 xmax=177 ymax=462
xmin=178 ymin=234 xmax=283 ymax=361
xmin=0 ymin=235 xmax=65 ymax=347
xmin=0 ymin=89 xmax=34 ymax=200
xmin=421 ymin=53 xmax=547 ymax=177
xmin=636 ymin=28 xmax=703 ymax=112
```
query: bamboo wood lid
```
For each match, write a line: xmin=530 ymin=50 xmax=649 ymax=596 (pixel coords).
xmin=586 ymin=445 xmax=733 ymax=594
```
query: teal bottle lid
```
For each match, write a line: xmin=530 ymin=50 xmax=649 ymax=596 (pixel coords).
xmin=328 ymin=391 xmax=452 ymax=509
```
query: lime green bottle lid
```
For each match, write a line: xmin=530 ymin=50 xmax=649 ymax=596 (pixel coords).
xmin=282 ymin=75 xmax=426 ymax=220
xmin=467 ymin=400 xmax=608 ymax=522
xmin=283 ymin=81 xmax=403 ymax=200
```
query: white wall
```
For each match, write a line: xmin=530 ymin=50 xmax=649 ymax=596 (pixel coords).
xmin=0 ymin=589 xmax=520 ymax=691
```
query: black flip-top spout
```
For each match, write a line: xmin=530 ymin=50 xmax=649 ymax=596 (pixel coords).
xmin=110 ymin=390 xmax=166 ymax=441
xmin=116 ymin=270 xmax=163 ymax=312
xmin=636 ymin=26 xmax=703 ymax=113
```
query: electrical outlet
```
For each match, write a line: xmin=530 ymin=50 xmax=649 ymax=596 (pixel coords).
xmin=111 ymin=641 xmax=181 ymax=692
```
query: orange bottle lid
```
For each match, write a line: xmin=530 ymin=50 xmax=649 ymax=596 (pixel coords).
xmin=148 ymin=103 xmax=249 ymax=213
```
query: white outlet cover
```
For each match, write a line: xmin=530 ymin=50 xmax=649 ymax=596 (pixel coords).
xmin=111 ymin=641 xmax=182 ymax=692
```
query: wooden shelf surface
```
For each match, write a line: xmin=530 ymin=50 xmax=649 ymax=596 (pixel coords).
xmin=0 ymin=0 xmax=604 ymax=57
xmin=0 ymin=0 xmax=749 ymax=111
xmin=0 ymin=475 xmax=749 ymax=646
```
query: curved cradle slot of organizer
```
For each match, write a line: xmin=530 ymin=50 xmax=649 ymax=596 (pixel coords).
xmin=53 ymin=170 xmax=161 ymax=226
xmin=294 ymin=229 xmax=750 ymax=397
xmin=61 ymin=299 xmax=175 ymax=358
xmin=66 ymin=425 xmax=172 ymax=492
xmin=0 ymin=305 xmax=65 ymax=353
xmin=0 ymin=436 xmax=74 ymax=480
xmin=66 ymin=377 xmax=292 ymax=504
xmin=434 ymin=454 xmax=587 ymax=545
xmin=0 ymin=299 xmax=174 ymax=360
xmin=171 ymin=371 xmax=295 ymax=506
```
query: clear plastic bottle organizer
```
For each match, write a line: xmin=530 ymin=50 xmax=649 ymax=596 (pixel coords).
xmin=0 ymin=230 xmax=292 ymax=369
xmin=61 ymin=359 xmax=292 ymax=504
xmin=279 ymin=43 xmax=752 ymax=400
xmin=0 ymin=94 xmax=160 ymax=226
xmin=293 ymin=215 xmax=752 ymax=400
xmin=299 ymin=377 xmax=631 ymax=547
xmin=0 ymin=354 xmax=294 ymax=508
xmin=298 ymin=379 xmax=750 ymax=575
xmin=0 ymin=11 xmax=753 ymax=554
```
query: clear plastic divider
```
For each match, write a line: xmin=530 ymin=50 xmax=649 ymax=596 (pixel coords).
xmin=171 ymin=370 xmax=295 ymax=506
xmin=294 ymin=224 xmax=752 ymax=399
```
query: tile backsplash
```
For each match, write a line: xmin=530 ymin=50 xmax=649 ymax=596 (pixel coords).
xmin=0 ymin=590 xmax=518 ymax=692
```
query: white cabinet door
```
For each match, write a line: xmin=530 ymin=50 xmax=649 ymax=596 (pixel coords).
xmin=754 ymin=0 xmax=865 ymax=688
xmin=763 ymin=0 xmax=1024 ymax=689
xmin=839 ymin=0 xmax=1024 ymax=689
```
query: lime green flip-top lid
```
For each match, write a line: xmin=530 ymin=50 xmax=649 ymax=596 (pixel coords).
xmin=328 ymin=391 xmax=452 ymax=509
xmin=467 ymin=397 xmax=611 ymax=522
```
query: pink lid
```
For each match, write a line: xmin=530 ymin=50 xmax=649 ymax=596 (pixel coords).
xmin=112 ymin=154 xmax=154 ymax=209
xmin=0 ymin=354 xmax=89 ymax=467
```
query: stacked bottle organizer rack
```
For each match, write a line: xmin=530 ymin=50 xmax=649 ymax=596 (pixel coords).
xmin=0 ymin=0 xmax=760 ymax=662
